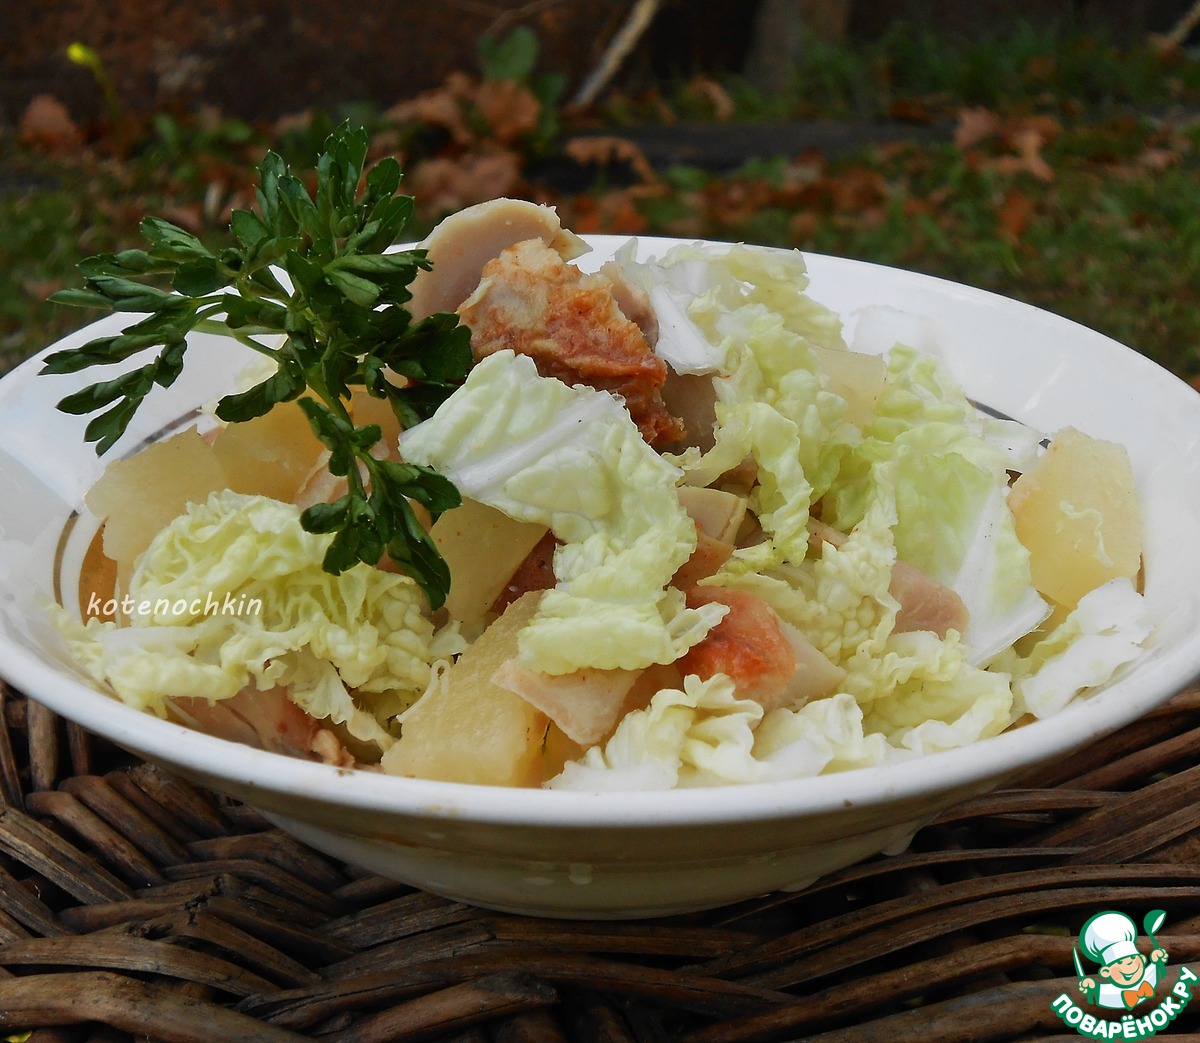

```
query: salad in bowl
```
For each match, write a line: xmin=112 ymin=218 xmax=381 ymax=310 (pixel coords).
xmin=43 ymin=125 xmax=1152 ymax=796
xmin=7 ymin=122 xmax=1195 ymax=917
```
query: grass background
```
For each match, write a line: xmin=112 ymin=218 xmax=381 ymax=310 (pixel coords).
xmin=3 ymin=22 xmax=1199 ymax=386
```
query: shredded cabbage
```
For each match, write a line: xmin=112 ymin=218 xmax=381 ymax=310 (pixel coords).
xmin=541 ymin=242 xmax=1150 ymax=790
xmin=1002 ymin=578 xmax=1153 ymax=719
xmin=548 ymin=675 xmax=895 ymax=791
xmin=822 ymin=345 xmax=1050 ymax=663
xmin=57 ymin=237 xmax=1153 ymax=791
xmin=53 ymin=491 xmax=458 ymax=751
xmin=398 ymin=350 xmax=727 ymax=673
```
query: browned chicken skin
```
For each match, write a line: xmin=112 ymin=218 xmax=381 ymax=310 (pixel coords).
xmin=458 ymin=239 xmax=686 ymax=446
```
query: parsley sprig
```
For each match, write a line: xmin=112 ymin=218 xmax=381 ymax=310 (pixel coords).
xmin=42 ymin=123 xmax=472 ymax=608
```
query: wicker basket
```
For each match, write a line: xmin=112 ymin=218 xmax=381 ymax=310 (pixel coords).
xmin=2 ymin=683 xmax=1199 ymax=1042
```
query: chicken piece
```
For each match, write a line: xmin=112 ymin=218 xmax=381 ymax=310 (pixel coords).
xmin=490 ymin=529 xmax=559 ymax=616
xmin=677 ymin=586 xmax=843 ymax=712
xmin=678 ymin=486 xmax=747 ymax=544
xmin=599 ymin=259 xmax=659 ymax=345
xmin=672 ymin=527 xmax=735 ymax=589
xmin=807 ymin=519 xmax=969 ymax=637
xmin=491 ymin=660 xmax=642 ymax=747
xmin=661 ymin=371 xmax=720 ymax=452
xmin=408 ymin=198 xmax=587 ymax=320
xmin=888 ymin=561 xmax=972 ymax=637
xmin=171 ymin=688 xmax=356 ymax=767
xmin=671 ymin=487 xmax=748 ymax=588
xmin=459 ymin=238 xmax=685 ymax=446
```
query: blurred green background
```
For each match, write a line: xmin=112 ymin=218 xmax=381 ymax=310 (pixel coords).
xmin=3 ymin=0 xmax=1200 ymax=385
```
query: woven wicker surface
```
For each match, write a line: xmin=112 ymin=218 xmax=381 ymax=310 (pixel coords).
xmin=2 ymin=683 xmax=1200 ymax=1042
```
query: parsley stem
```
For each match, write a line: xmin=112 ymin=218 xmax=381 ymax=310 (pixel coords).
xmin=191 ymin=318 xmax=283 ymax=360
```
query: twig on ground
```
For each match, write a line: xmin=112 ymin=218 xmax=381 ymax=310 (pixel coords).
xmin=572 ymin=0 xmax=663 ymax=107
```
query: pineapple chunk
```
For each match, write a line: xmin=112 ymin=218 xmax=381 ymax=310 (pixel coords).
xmin=381 ymin=592 xmax=549 ymax=786
xmin=1008 ymin=426 xmax=1142 ymax=609
xmin=431 ymin=498 xmax=548 ymax=634
xmin=349 ymin=390 xmax=403 ymax=458
xmin=86 ymin=428 xmax=227 ymax=585
xmin=810 ymin=345 xmax=887 ymax=429
xmin=78 ymin=524 xmax=118 ymax=620
xmin=210 ymin=401 xmax=325 ymax=502
xmin=541 ymin=723 xmax=587 ymax=783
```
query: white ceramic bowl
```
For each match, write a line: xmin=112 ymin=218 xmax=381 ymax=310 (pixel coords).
xmin=3 ymin=237 xmax=1199 ymax=919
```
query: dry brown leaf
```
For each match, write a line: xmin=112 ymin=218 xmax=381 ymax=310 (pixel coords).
xmin=994 ymin=128 xmax=1055 ymax=183
xmin=1006 ymin=114 xmax=1062 ymax=148
xmin=18 ymin=94 xmax=84 ymax=155
xmin=1138 ymin=146 xmax=1182 ymax=171
xmin=474 ymin=80 xmax=542 ymax=144
xmin=562 ymin=189 xmax=649 ymax=236
xmin=387 ymin=82 xmax=473 ymax=144
xmin=708 ymin=179 xmax=780 ymax=229
xmin=156 ymin=204 xmax=205 ymax=234
xmin=902 ymin=196 xmax=937 ymax=217
xmin=828 ymin=166 xmax=889 ymax=212
xmin=409 ymin=151 xmax=523 ymax=218
xmin=686 ymin=75 xmax=736 ymax=121
xmin=564 ymin=135 xmax=658 ymax=185
xmin=789 ymin=210 xmax=819 ymax=243
xmin=997 ymin=186 xmax=1035 ymax=244
xmin=954 ymin=106 xmax=1001 ymax=150
xmin=887 ymin=97 xmax=934 ymax=124
xmin=273 ymin=110 xmax=315 ymax=137
xmin=22 ymin=278 xmax=64 ymax=302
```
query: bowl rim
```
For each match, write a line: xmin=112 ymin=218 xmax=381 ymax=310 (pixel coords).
xmin=4 ymin=238 xmax=1200 ymax=831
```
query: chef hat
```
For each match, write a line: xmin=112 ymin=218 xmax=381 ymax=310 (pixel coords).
xmin=1081 ymin=911 xmax=1140 ymax=965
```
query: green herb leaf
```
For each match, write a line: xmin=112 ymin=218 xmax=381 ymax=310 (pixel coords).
xmin=44 ymin=121 xmax=474 ymax=607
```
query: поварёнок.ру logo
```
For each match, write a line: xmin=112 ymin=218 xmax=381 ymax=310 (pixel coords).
xmin=1052 ymin=908 xmax=1197 ymax=1038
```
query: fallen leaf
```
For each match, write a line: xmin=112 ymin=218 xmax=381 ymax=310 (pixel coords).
xmin=564 ymin=135 xmax=657 ymax=185
xmin=1138 ymin=146 xmax=1181 ymax=171
xmin=156 ymin=203 xmax=205 ymax=234
xmin=1004 ymin=114 xmax=1061 ymax=149
xmin=789 ymin=210 xmax=819 ymax=243
xmin=18 ymin=94 xmax=84 ymax=155
xmin=474 ymin=80 xmax=541 ymax=144
xmin=409 ymin=151 xmax=523 ymax=217
xmin=22 ymin=278 xmax=64 ymax=301
xmin=1023 ymin=53 xmax=1058 ymax=84
xmin=997 ymin=186 xmax=1035 ymax=244
xmin=828 ymin=166 xmax=888 ymax=212
xmin=387 ymin=77 xmax=474 ymax=144
xmin=954 ymin=106 xmax=1001 ymax=150
xmin=588 ymin=189 xmax=649 ymax=235
xmin=888 ymin=97 xmax=934 ymax=124
xmin=902 ymin=197 xmax=937 ymax=217
xmin=685 ymin=76 xmax=736 ymax=121
xmin=994 ymin=127 xmax=1055 ymax=182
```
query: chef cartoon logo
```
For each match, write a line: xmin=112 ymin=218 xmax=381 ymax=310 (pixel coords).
xmin=1076 ymin=910 xmax=1167 ymax=1010
xmin=1052 ymin=908 xmax=1198 ymax=1038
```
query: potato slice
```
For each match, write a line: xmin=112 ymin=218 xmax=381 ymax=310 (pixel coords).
xmin=86 ymin=427 xmax=227 ymax=585
xmin=1008 ymin=426 xmax=1142 ymax=609
xmin=381 ymin=591 xmax=549 ymax=786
